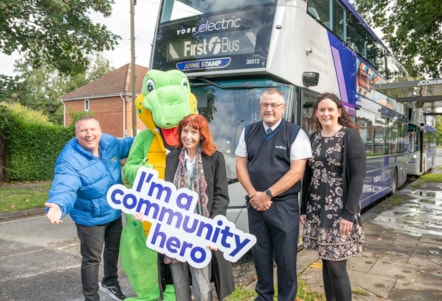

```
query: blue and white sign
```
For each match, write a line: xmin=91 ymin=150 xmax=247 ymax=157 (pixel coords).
xmin=107 ymin=167 xmax=256 ymax=268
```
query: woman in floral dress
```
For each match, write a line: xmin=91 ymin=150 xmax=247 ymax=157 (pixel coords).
xmin=300 ymin=93 xmax=366 ymax=301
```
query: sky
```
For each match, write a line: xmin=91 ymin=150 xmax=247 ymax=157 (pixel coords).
xmin=0 ymin=0 xmax=160 ymax=76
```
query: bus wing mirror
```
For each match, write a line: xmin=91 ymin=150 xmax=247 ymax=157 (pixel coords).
xmin=302 ymin=72 xmax=319 ymax=87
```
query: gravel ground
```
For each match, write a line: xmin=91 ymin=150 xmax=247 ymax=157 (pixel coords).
xmin=231 ymin=251 xmax=256 ymax=288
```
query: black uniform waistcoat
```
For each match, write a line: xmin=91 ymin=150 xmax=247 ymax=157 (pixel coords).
xmin=245 ymin=119 xmax=301 ymax=200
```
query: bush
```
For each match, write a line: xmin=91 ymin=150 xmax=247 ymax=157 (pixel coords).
xmin=0 ymin=102 xmax=74 ymax=181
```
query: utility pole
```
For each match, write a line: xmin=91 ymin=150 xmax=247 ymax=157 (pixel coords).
xmin=130 ymin=0 xmax=137 ymax=137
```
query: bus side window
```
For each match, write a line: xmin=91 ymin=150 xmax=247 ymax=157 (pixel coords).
xmin=334 ymin=1 xmax=346 ymax=42
xmin=308 ymin=7 xmax=320 ymax=20
xmin=307 ymin=0 xmax=331 ymax=30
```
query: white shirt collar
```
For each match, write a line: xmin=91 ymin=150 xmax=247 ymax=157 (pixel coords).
xmin=263 ymin=119 xmax=282 ymax=132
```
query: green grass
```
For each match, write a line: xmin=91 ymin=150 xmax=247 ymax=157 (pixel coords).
xmin=416 ymin=172 xmax=442 ymax=183
xmin=409 ymin=172 xmax=442 ymax=189
xmin=0 ymin=182 xmax=51 ymax=213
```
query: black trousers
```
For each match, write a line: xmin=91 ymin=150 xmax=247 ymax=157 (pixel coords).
xmin=76 ymin=216 xmax=122 ymax=301
xmin=248 ymin=199 xmax=299 ymax=301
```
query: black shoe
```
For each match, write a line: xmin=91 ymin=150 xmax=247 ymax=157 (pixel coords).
xmin=98 ymin=281 xmax=126 ymax=301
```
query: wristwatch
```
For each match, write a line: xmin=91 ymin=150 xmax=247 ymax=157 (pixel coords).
xmin=265 ymin=189 xmax=273 ymax=198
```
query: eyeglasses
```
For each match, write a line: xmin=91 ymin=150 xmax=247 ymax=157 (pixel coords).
xmin=260 ymin=103 xmax=284 ymax=109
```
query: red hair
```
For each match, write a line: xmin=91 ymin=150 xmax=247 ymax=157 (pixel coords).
xmin=176 ymin=114 xmax=217 ymax=156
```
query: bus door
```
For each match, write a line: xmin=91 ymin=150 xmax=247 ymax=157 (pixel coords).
xmin=407 ymin=124 xmax=422 ymax=176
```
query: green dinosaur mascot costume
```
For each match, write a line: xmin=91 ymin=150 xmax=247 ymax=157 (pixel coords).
xmin=122 ymin=69 xmax=197 ymax=301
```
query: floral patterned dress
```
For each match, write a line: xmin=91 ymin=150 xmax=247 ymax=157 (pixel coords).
xmin=302 ymin=128 xmax=364 ymax=261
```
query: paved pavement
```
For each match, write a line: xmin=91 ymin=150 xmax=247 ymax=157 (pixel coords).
xmin=295 ymin=177 xmax=442 ymax=301
xmin=1 ymin=174 xmax=442 ymax=300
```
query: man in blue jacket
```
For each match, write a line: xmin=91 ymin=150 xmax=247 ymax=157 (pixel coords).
xmin=45 ymin=116 xmax=134 ymax=301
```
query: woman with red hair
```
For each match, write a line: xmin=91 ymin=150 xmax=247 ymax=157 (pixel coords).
xmin=165 ymin=114 xmax=234 ymax=301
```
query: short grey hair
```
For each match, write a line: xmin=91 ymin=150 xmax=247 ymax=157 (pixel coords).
xmin=259 ymin=88 xmax=285 ymax=104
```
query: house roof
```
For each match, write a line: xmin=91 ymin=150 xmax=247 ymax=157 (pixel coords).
xmin=60 ymin=63 xmax=148 ymax=101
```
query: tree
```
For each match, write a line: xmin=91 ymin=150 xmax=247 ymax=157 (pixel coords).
xmin=354 ymin=0 xmax=442 ymax=78
xmin=0 ymin=0 xmax=120 ymax=76
xmin=9 ymin=54 xmax=114 ymax=124
xmin=0 ymin=74 xmax=20 ymax=100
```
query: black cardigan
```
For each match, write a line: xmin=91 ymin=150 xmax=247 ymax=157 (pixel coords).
xmin=301 ymin=127 xmax=366 ymax=222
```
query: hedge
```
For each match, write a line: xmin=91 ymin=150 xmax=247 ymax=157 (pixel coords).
xmin=0 ymin=103 xmax=74 ymax=182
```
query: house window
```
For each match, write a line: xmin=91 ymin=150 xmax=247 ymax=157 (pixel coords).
xmin=84 ymin=99 xmax=90 ymax=112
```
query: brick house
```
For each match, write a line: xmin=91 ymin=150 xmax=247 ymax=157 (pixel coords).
xmin=60 ymin=64 xmax=148 ymax=137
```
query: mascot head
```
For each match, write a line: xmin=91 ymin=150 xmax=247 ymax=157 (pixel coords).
xmin=135 ymin=69 xmax=197 ymax=147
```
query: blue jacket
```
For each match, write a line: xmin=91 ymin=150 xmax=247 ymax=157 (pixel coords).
xmin=47 ymin=134 xmax=134 ymax=226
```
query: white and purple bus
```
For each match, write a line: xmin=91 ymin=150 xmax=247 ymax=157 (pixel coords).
xmin=149 ymin=0 xmax=410 ymax=231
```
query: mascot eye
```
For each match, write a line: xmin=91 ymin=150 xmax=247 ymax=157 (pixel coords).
xmin=145 ymin=79 xmax=156 ymax=93
xmin=181 ymin=78 xmax=189 ymax=88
